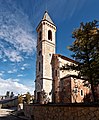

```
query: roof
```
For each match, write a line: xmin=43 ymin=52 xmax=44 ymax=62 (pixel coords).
xmin=53 ymin=54 xmax=77 ymax=64
xmin=42 ymin=11 xmax=54 ymax=25
xmin=61 ymin=75 xmax=79 ymax=80
xmin=60 ymin=74 xmax=88 ymax=82
xmin=36 ymin=11 xmax=56 ymax=31
xmin=0 ymin=96 xmax=18 ymax=104
xmin=60 ymin=75 xmax=84 ymax=81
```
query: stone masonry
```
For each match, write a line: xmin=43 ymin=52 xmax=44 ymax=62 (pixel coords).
xmin=35 ymin=11 xmax=56 ymax=102
xmin=24 ymin=104 xmax=99 ymax=120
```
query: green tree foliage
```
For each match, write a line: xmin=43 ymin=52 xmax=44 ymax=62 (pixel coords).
xmin=25 ymin=92 xmax=31 ymax=104
xmin=63 ymin=20 xmax=99 ymax=102
xmin=18 ymin=95 xmax=23 ymax=104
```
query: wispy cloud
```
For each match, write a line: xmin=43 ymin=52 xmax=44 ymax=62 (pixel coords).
xmin=46 ymin=0 xmax=86 ymax=21
xmin=21 ymin=67 xmax=25 ymax=71
xmin=0 ymin=0 xmax=36 ymax=62
xmin=0 ymin=77 xmax=34 ymax=95
xmin=0 ymin=73 xmax=3 ymax=76
xmin=0 ymin=71 xmax=5 ymax=77
xmin=17 ymin=74 xmax=24 ymax=77
xmin=20 ymin=63 xmax=30 ymax=71
xmin=8 ymin=69 xmax=17 ymax=74
xmin=23 ymin=64 xmax=30 ymax=67
xmin=4 ymin=50 xmax=23 ymax=62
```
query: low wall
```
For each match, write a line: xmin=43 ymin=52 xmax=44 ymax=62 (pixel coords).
xmin=24 ymin=103 xmax=99 ymax=120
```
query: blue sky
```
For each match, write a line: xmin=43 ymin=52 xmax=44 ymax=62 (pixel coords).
xmin=0 ymin=0 xmax=99 ymax=95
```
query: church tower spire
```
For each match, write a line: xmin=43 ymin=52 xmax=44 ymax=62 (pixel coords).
xmin=42 ymin=11 xmax=55 ymax=25
xmin=35 ymin=11 xmax=56 ymax=103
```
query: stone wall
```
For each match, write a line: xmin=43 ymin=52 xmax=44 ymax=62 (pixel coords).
xmin=24 ymin=103 xmax=99 ymax=120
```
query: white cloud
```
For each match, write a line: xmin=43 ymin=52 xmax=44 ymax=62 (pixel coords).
xmin=4 ymin=50 xmax=23 ymax=62
xmin=0 ymin=73 xmax=3 ymax=76
xmin=20 ymin=63 xmax=30 ymax=70
xmin=21 ymin=67 xmax=25 ymax=70
xmin=0 ymin=71 xmax=5 ymax=76
xmin=8 ymin=71 xmax=13 ymax=74
xmin=23 ymin=64 xmax=30 ymax=67
xmin=8 ymin=69 xmax=17 ymax=74
xmin=0 ymin=0 xmax=36 ymax=62
xmin=0 ymin=77 xmax=34 ymax=95
xmin=3 ymin=59 xmax=7 ymax=62
xmin=17 ymin=74 xmax=23 ymax=77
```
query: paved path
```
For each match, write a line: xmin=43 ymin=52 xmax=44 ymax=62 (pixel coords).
xmin=0 ymin=109 xmax=28 ymax=120
xmin=0 ymin=109 xmax=13 ymax=117
xmin=0 ymin=115 xmax=23 ymax=120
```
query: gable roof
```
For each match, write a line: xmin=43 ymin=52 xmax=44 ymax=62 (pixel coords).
xmin=54 ymin=54 xmax=77 ymax=64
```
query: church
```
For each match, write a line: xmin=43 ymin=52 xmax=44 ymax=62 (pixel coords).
xmin=34 ymin=11 xmax=91 ymax=104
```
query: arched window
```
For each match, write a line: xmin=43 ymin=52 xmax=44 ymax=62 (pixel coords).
xmin=39 ymin=31 xmax=42 ymax=41
xmin=48 ymin=30 xmax=52 ymax=41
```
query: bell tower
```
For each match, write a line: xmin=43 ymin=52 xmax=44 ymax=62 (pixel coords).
xmin=35 ymin=11 xmax=56 ymax=102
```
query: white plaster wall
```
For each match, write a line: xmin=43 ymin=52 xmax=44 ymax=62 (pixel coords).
xmin=58 ymin=57 xmax=78 ymax=79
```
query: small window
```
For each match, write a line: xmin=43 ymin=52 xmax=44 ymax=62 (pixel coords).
xmin=55 ymin=70 xmax=57 ymax=76
xmin=73 ymin=88 xmax=78 ymax=94
xmin=81 ymin=90 xmax=83 ymax=96
xmin=39 ymin=31 xmax=42 ymax=41
xmin=48 ymin=30 xmax=52 ymax=41
xmin=39 ymin=62 xmax=40 ymax=71
xmin=39 ymin=51 xmax=41 ymax=56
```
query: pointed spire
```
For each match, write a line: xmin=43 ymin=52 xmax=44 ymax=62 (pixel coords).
xmin=42 ymin=11 xmax=54 ymax=24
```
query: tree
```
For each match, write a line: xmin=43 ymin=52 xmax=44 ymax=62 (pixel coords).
xmin=62 ymin=20 xmax=99 ymax=102
xmin=18 ymin=95 xmax=23 ymax=104
xmin=6 ymin=91 xmax=10 ymax=97
xmin=10 ymin=92 xmax=14 ymax=98
xmin=40 ymin=90 xmax=49 ymax=104
xmin=24 ymin=92 xmax=31 ymax=104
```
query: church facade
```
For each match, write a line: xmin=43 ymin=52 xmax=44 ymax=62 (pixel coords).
xmin=34 ymin=11 xmax=91 ymax=103
xmin=51 ymin=54 xmax=91 ymax=103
